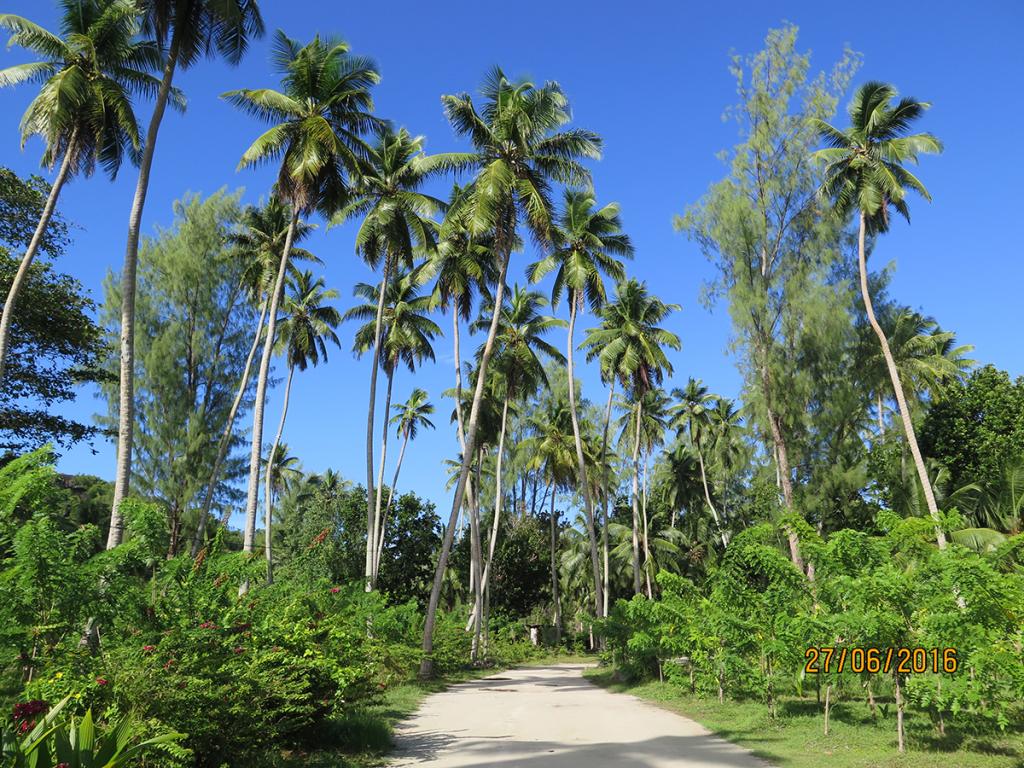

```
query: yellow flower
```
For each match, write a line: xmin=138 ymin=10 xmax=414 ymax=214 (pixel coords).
xmin=53 ymin=672 xmax=63 ymax=679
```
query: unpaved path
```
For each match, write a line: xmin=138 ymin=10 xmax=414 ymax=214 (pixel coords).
xmin=390 ymin=663 xmax=769 ymax=767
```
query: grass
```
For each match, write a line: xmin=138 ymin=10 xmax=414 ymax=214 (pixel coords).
xmin=584 ymin=667 xmax=1024 ymax=768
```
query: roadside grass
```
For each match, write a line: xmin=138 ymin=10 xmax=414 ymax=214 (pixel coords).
xmin=584 ymin=667 xmax=1024 ymax=768
xmin=273 ymin=651 xmax=597 ymax=767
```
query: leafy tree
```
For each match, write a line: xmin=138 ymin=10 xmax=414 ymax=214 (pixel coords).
xmin=108 ymin=0 xmax=264 ymax=549
xmin=813 ymin=80 xmax=944 ymax=544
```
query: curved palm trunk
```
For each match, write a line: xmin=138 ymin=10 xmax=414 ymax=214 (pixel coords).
xmin=191 ymin=299 xmax=268 ymax=556
xmin=375 ymin=425 xmax=410 ymax=577
xmin=420 ymin=244 xmax=510 ymax=678
xmin=695 ymin=437 xmax=728 ymax=548
xmin=362 ymin=256 xmax=389 ymax=593
xmin=548 ymin=483 xmax=561 ymax=645
xmin=370 ymin=366 xmax=396 ymax=588
xmin=108 ymin=34 xmax=182 ymax=550
xmin=566 ymin=294 xmax=604 ymax=617
xmin=240 ymin=206 xmax=299 ymax=592
xmin=600 ymin=380 xmax=615 ymax=617
xmin=641 ymin=447 xmax=653 ymax=598
xmin=630 ymin=401 xmax=642 ymax=595
xmin=0 ymin=129 xmax=78 ymax=383
xmin=466 ymin=393 xmax=510 ymax=632
xmin=263 ymin=364 xmax=294 ymax=585
xmin=858 ymin=213 xmax=945 ymax=548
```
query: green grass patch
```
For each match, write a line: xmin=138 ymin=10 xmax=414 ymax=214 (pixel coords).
xmin=584 ymin=667 xmax=1024 ymax=768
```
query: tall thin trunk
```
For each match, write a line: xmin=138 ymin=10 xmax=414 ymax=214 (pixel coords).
xmin=549 ymin=484 xmax=561 ymax=645
xmin=365 ymin=255 xmax=391 ymax=590
xmin=240 ymin=206 xmax=299 ymax=589
xmin=420 ymin=243 xmax=510 ymax=678
xmin=759 ymin=357 xmax=803 ymax=572
xmin=452 ymin=309 xmax=467 ymax=451
xmin=0 ymin=128 xmax=78 ymax=382
xmin=895 ymin=672 xmax=905 ymax=753
xmin=696 ymin=439 xmax=728 ymax=548
xmin=600 ymin=380 xmax=615 ymax=618
xmin=566 ymin=294 xmax=604 ymax=616
xmin=263 ymin=364 xmax=294 ymax=585
xmin=466 ymin=393 xmax=510 ymax=632
xmin=630 ymin=401 xmax=642 ymax=595
xmin=641 ymin=447 xmax=652 ymax=598
xmin=192 ymin=299 xmax=268 ymax=556
xmin=370 ymin=366 xmax=395 ymax=588
xmin=108 ymin=33 xmax=182 ymax=549
xmin=469 ymin=447 xmax=484 ymax=661
xmin=858 ymin=212 xmax=945 ymax=548
xmin=376 ymin=426 xmax=410 ymax=577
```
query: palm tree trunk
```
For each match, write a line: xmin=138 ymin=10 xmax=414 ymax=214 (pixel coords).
xmin=858 ymin=212 xmax=946 ymax=548
xmin=375 ymin=426 xmax=410 ymax=578
xmin=240 ymin=205 xmax=298 ymax=591
xmin=549 ymin=483 xmax=561 ymax=645
xmin=364 ymin=255 xmax=391 ymax=590
xmin=370 ymin=366 xmax=395 ymax=589
xmin=108 ymin=32 xmax=182 ymax=550
xmin=420 ymin=243 xmax=511 ymax=678
xmin=191 ymin=298 xmax=268 ymax=556
xmin=696 ymin=441 xmax=728 ymax=548
xmin=452 ymin=309 xmax=467 ymax=451
xmin=0 ymin=128 xmax=78 ymax=383
xmin=466 ymin=393 xmax=510 ymax=632
xmin=263 ymin=364 xmax=294 ymax=585
xmin=600 ymin=380 xmax=615 ymax=618
xmin=566 ymin=293 xmax=604 ymax=617
xmin=630 ymin=401 xmax=642 ymax=595
xmin=469 ymin=447 xmax=484 ymax=662
xmin=642 ymin=447 xmax=653 ymax=598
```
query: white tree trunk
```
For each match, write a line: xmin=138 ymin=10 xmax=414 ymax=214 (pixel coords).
xmin=263 ymin=364 xmax=294 ymax=585
xmin=370 ymin=367 xmax=395 ymax=588
xmin=364 ymin=255 xmax=391 ymax=589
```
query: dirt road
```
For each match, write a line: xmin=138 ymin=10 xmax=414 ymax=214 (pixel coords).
xmin=390 ymin=664 xmax=768 ymax=767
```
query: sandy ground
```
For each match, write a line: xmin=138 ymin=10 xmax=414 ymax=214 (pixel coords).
xmin=389 ymin=663 xmax=769 ymax=767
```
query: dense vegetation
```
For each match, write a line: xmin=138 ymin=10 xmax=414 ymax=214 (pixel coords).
xmin=0 ymin=3 xmax=1021 ymax=766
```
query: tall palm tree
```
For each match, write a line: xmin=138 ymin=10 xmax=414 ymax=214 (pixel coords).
xmin=108 ymin=0 xmax=264 ymax=549
xmin=262 ymin=440 xmax=301 ymax=539
xmin=420 ymin=67 xmax=600 ymax=677
xmin=707 ymin=397 xmax=743 ymax=541
xmin=0 ymin=0 xmax=171 ymax=383
xmin=346 ymin=264 xmax=440 ymax=588
xmin=670 ymin=378 xmax=727 ymax=547
xmin=263 ymin=270 xmax=340 ymax=583
xmin=223 ymin=32 xmax=380 ymax=578
xmin=529 ymin=189 xmax=632 ymax=614
xmin=465 ymin=285 xmax=565 ymax=631
xmin=377 ymin=388 xmax=435 ymax=573
xmin=332 ymin=126 xmax=456 ymax=590
xmin=580 ymin=277 xmax=678 ymax=594
xmin=192 ymin=198 xmax=318 ymax=554
xmin=813 ymin=81 xmax=945 ymax=545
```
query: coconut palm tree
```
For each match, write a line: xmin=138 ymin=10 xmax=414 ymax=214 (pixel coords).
xmin=223 ymin=32 xmax=380 ymax=578
xmin=528 ymin=189 xmax=632 ymax=615
xmin=346 ymin=264 xmax=440 ymax=588
xmin=670 ymin=378 xmax=727 ymax=547
xmin=376 ymin=388 xmax=435 ymax=574
xmin=813 ymin=81 xmax=945 ymax=545
xmin=262 ymin=441 xmax=301 ymax=532
xmin=192 ymin=198 xmax=318 ymax=555
xmin=331 ymin=126 xmax=457 ymax=589
xmin=0 ymin=0 xmax=173 ymax=384
xmin=108 ymin=0 xmax=264 ymax=549
xmin=263 ymin=270 xmax=340 ymax=583
xmin=420 ymin=68 xmax=600 ymax=677
xmin=707 ymin=397 xmax=743 ymax=540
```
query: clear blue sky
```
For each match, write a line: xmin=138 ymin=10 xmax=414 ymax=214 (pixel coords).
xmin=2 ymin=0 xmax=1022 ymax=523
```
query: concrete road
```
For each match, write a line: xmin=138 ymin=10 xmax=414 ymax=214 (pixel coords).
xmin=390 ymin=664 xmax=769 ymax=767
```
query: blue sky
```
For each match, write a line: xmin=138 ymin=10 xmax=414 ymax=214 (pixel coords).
xmin=2 ymin=0 xmax=1022 ymax=523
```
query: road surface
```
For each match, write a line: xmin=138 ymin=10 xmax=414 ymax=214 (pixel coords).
xmin=390 ymin=663 xmax=769 ymax=767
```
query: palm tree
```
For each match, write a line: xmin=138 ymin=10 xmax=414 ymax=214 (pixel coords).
xmin=346 ymin=264 xmax=440 ymax=588
xmin=332 ymin=126 xmax=455 ymax=590
xmin=377 ymin=388 xmax=435 ymax=574
xmin=707 ymin=397 xmax=743 ymax=540
xmin=192 ymin=198 xmax=318 ymax=555
xmin=108 ymin=0 xmax=264 ymax=549
xmin=670 ymin=378 xmax=727 ymax=547
xmin=262 ymin=441 xmax=301 ymax=538
xmin=421 ymin=67 xmax=600 ymax=677
xmin=223 ymin=32 xmax=379 ymax=579
xmin=529 ymin=188 xmax=632 ymax=614
xmin=813 ymin=81 xmax=945 ymax=545
xmin=263 ymin=270 xmax=340 ymax=583
xmin=465 ymin=285 xmax=565 ymax=631
xmin=0 ymin=0 xmax=171 ymax=384
xmin=580 ymin=277 xmax=678 ymax=594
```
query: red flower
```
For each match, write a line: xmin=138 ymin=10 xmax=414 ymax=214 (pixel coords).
xmin=95 ymin=677 xmax=108 ymax=686
xmin=233 ymin=646 xmax=244 ymax=654
xmin=163 ymin=659 xmax=175 ymax=670
xmin=57 ymin=763 xmax=70 ymax=768
xmin=330 ymin=587 xmax=341 ymax=594
xmin=199 ymin=621 xmax=216 ymax=630
xmin=142 ymin=645 xmax=156 ymax=653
